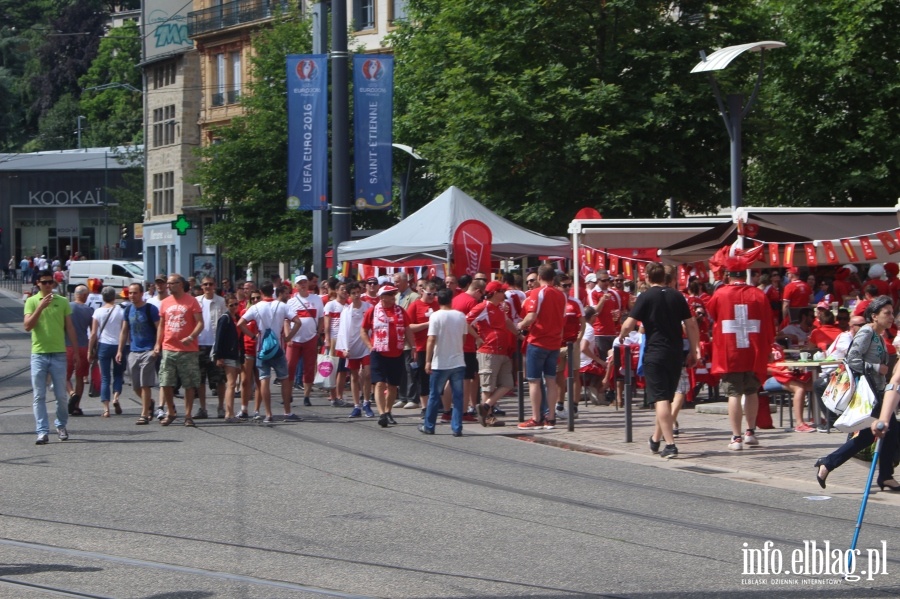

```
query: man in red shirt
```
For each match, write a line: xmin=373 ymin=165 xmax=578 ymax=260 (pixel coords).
xmin=707 ymin=253 xmax=775 ymax=451
xmin=555 ymin=274 xmax=585 ymax=418
xmin=407 ymin=282 xmax=439 ymax=411
xmin=360 ymin=285 xmax=414 ymax=428
xmin=516 ymin=265 xmax=566 ymax=429
xmin=468 ymin=280 xmax=518 ymax=426
xmin=452 ymin=277 xmax=486 ymax=420
xmin=781 ymin=267 xmax=812 ymax=324
xmin=361 ymin=277 xmax=380 ymax=305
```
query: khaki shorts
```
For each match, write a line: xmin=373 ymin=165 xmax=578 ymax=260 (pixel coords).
xmin=721 ymin=372 xmax=760 ymax=398
xmin=159 ymin=350 xmax=200 ymax=388
xmin=128 ymin=350 xmax=158 ymax=389
xmin=477 ymin=352 xmax=514 ymax=393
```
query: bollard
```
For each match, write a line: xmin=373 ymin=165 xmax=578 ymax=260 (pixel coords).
xmin=622 ymin=344 xmax=633 ymax=443
xmin=516 ymin=342 xmax=525 ymax=423
xmin=566 ymin=341 xmax=575 ymax=431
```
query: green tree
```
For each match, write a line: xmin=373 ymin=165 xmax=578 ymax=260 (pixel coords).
xmin=745 ymin=1 xmax=900 ymax=207
xmin=78 ymin=21 xmax=143 ymax=147
xmin=193 ymin=11 xmax=314 ymax=266
xmin=22 ymin=92 xmax=80 ymax=150
xmin=390 ymin=0 xmax=774 ymax=232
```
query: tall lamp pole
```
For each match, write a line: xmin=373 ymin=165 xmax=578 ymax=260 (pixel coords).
xmin=391 ymin=144 xmax=423 ymax=220
xmin=691 ymin=41 xmax=785 ymax=212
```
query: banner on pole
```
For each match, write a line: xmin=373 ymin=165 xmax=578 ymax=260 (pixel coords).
xmin=452 ymin=219 xmax=492 ymax=278
xmin=287 ymin=55 xmax=328 ymax=210
xmin=353 ymin=55 xmax=393 ymax=210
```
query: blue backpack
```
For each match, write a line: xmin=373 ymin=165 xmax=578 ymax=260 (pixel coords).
xmin=256 ymin=302 xmax=282 ymax=361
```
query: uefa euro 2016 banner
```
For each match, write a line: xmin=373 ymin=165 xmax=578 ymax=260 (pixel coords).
xmin=287 ymin=55 xmax=328 ymax=211
xmin=353 ymin=55 xmax=393 ymax=211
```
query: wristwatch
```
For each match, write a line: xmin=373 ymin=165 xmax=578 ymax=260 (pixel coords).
xmin=886 ymin=383 xmax=898 ymax=392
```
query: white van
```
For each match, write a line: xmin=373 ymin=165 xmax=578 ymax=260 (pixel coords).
xmin=67 ymin=260 xmax=145 ymax=293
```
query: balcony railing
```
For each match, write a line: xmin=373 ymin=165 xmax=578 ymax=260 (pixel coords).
xmin=188 ymin=0 xmax=290 ymax=37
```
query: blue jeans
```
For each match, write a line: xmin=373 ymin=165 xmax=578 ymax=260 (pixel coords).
xmin=31 ymin=353 xmax=68 ymax=435
xmin=98 ymin=342 xmax=124 ymax=403
xmin=423 ymin=366 xmax=465 ymax=434
xmin=525 ymin=345 xmax=559 ymax=381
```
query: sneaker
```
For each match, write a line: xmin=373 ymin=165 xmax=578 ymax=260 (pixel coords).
xmin=728 ymin=436 xmax=743 ymax=451
xmin=56 ymin=427 xmax=69 ymax=441
xmin=441 ymin=411 xmax=452 ymax=423
xmin=403 ymin=401 xmax=420 ymax=409
xmin=649 ymin=436 xmax=660 ymax=454
xmin=237 ymin=411 xmax=249 ymax=421
xmin=417 ymin=424 xmax=435 ymax=435
xmin=518 ymin=418 xmax=543 ymax=430
xmin=217 ymin=407 xmax=226 ymax=418
xmin=283 ymin=413 xmax=302 ymax=422
xmin=194 ymin=408 xmax=208 ymax=420
xmin=492 ymin=407 xmax=506 ymax=416
xmin=293 ymin=382 xmax=303 ymax=390
xmin=303 ymin=397 xmax=312 ymax=407
xmin=462 ymin=413 xmax=478 ymax=423
xmin=348 ymin=406 xmax=362 ymax=418
xmin=262 ymin=416 xmax=274 ymax=424
xmin=362 ymin=401 xmax=375 ymax=418
xmin=465 ymin=407 xmax=477 ymax=417
xmin=393 ymin=400 xmax=405 ymax=409
xmin=477 ymin=403 xmax=491 ymax=427
xmin=659 ymin=445 xmax=678 ymax=459
xmin=156 ymin=408 xmax=166 ymax=421
xmin=544 ymin=419 xmax=556 ymax=430
xmin=484 ymin=416 xmax=506 ymax=427
xmin=794 ymin=422 xmax=816 ymax=433
xmin=743 ymin=430 xmax=759 ymax=446
xmin=330 ymin=399 xmax=348 ymax=407
xmin=555 ymin=406 xmax=568 ymax=420
xmin=252 ymin=413 xmax=265 ymax=422
xmin=35 ymin=433 xmax=49 ymax=445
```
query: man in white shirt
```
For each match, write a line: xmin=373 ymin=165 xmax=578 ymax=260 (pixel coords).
xmin=336 ymin=281 xmax=374 ymax=417
xmin=323 ymin=280 xmax=349 ymax=407
xmin=419 ymin=288 xmax=477 ymax=437
xmin=195 ymin=276 xmax=227 ymax=418
xmin=285 ymin=275 xmax=324 ymax=406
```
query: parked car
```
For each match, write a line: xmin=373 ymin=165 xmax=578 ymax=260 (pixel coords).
xmin=67 ymin=260 xmax=145 ymax=293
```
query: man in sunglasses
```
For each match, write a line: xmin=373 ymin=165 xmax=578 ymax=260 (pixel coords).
xmin=25 ymin=270 xmax=81 ymax=444
xmin=361 ymin=277 xmax=380 ymax=305
xmin=195 ymin=277 xmax=227 ymax=419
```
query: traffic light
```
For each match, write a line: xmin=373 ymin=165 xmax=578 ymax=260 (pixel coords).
xmin=121 ymin=224 xmax=128 ymax=240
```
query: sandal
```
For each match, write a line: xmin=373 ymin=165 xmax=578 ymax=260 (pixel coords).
xmin=113 ymin=400 xmax=122 ymax=415
xmin=161 ymin=414 xmax=177 ymax=426
xmin=135 ymin=416 xmax=150 ymax=425
xmin=183 ymin=417 xmax=196 ymax=428
xmin=101 ymin=410 xmax=110 ymax=418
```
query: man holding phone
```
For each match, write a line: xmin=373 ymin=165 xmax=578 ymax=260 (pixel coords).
xmin=24 ymin=269 xmax=81 ymax=444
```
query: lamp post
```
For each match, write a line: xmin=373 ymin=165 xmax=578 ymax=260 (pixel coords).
xmin=392 ymin=144 xmax=423 ymax=221
xmin=691 ymin=41 xmax=785 ymax=212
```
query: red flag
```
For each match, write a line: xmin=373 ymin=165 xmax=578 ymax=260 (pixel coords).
xmin=783 ymin=243 xmax=795 ymax=266
xmin=768 ymin=243 xmax=780 ymax=266
xmin=580 ymin=248 xmax=594 ymax=276
xmin=821 ymin=241 xmax=840 ymax=265
xmin=804 ymin=243 xmax=818 ymax=266
xmin=859 ymin=236 xmax=878 ymax=260
xmin=706 ymin=284 xmax=775 ymax=385
xmin=876 ymin=231 xmax=900 ymax=255
xmin=636 ymin=261 xmax=646 ymax=281
xmin=840 ymin=239 xmax=859 ymax=262
xmin=678 ymin=265 xmax=688 ymax=289
xmin=595 ymin=252 xmax=605 ymax=271
xmin=693 ymin=261 xmax=709 ymax=283
xmin=608 ymin=256 xmax=619 ymax=276
xmin=452 ymin=219 xmax=492 ymax=278
xmin=622 ymin=260 xmax=633 ymax=278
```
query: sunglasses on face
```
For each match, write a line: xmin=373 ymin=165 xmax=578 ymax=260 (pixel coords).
xmin=598 ymin=278 xmax=610 ymax=282
xmin=250 ymin=296 xmax=261 ymax=301
xmin=526 ymin=279 xmax=537 ymax=284
xmin=560 ymin=284 xmax=572 ymax=289
xmin=39 ymin=280 xmax=55 ymax=285
xmin=228 ymin=302 xmax=239 ymax=307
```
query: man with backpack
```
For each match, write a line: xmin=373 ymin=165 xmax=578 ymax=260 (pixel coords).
xmin=237 ymin=283 xmax=302 ymax=423
xmin=116 ymin=283 xmax=160 ymax=424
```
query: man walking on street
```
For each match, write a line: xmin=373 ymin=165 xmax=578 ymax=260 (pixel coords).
xmin=65 ymin=285 xmax=93 ymax=416
xmin=117 ymin=283 xmax=160 ymax=424
xmin=24 ymin=269 xmax=81 ymax=444
xmin=196 ymin=276 xmax=227 ymax=418
xmin=619 ymin=263 xmax=699 ymax=459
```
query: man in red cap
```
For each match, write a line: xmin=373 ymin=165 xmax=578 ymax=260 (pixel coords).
xmin=468 ymin=280 xmax=518 ymax=426
xmin=781 ymin=267 xmax=812 ymax=324
xmin=706 ymin=249 xmax=775 ymax=451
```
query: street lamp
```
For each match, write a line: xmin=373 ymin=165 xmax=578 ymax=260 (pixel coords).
xmin=392 ymin=143 xmax=424 ymax=220
xmin=691 ymin=41 xmax=785 ymax=211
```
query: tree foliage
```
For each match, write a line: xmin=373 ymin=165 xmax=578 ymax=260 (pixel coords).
xmin=745 ymin=0 xmax=900 ymax=207
xmin=390 ymin=0 xmax=775 ymax=233
xmin=193 ymin=12 xmax=314 ymax=267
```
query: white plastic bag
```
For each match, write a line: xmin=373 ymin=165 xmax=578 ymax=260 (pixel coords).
xmin=834 ymin=375 xmax=877 ymax=433
xmin=821 ymin=361 xmax=856 ymax=415
xmin=314 ymin=353 xmax=338 ymax=389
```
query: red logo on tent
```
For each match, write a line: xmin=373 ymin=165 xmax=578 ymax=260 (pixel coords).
xmin=452 ymin=219 xmax=492 ymax=278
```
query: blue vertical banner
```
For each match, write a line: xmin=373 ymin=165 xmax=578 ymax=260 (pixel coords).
xmin=287 ymin=55 xmax=328 ymax=210
xmin=353 ymin=54 xmax=393 ymax=210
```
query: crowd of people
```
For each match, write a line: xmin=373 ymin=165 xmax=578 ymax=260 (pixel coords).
xmin=21 ymin=255 xmax=900 ymax=488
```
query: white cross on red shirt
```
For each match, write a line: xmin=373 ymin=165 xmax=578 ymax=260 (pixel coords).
xmin=722 ymin=304 xmax=760 ymax=349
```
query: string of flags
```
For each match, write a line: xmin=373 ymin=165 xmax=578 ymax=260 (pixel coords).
xmin=742 ymin=227 xmax=900 ymax=267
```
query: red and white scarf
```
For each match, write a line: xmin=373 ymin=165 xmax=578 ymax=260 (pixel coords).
xmin=372 ymin=302 xmax=406 ymax=353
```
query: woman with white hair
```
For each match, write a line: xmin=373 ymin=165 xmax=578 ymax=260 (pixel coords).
xmin=87 ymin=287 xmax=126 ymax=417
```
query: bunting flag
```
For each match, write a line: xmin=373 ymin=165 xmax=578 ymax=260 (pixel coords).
xmin=608 ymin=256 xmax=619 ymax=276
xmin=636 ymin=261 xmax=646 ymax=281
xmin=804 ymin=243 xmax=818 ymax=267
xmin=677 ymin=265 xmax=688 ymax=289
xmin=693 ymin=262 xmax=709 ymax=283
xmin=783 ymin=243 xmax=795 ymax=266
xmin=595 ymin=252 xmax=606 ymax=271
xmin=876 ymin=231 xmax=900 ymax=255
xmin=860 ymin=236 xmax=878 ymax=260
xmin=768 ymin=243 xmax=780 ymax=266
xmin=341 ymin=261 xmax=350 ymax=279
xmin=622 ymin=260 xmax=633 ymax=279
xmin=840 ymin=238 xmax=859 ymax=262
xmin=821 ymin=241 xmax=840 ymax=265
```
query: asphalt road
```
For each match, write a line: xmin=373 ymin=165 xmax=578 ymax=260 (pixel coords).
xmin=2 ymin=292 xmax=900 ymax=598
